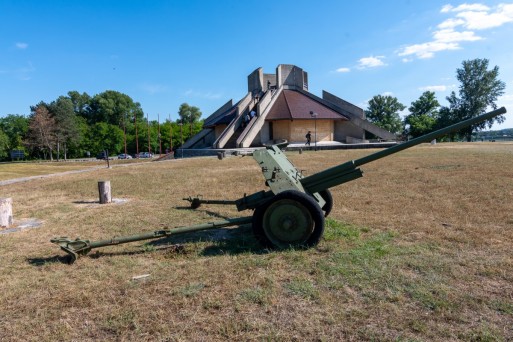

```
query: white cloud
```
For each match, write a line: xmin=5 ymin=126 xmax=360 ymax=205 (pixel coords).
xmin=336 ymin=67 xmax=350 ymax=73
xmin=399 ymin=41 xmax=460 ymax=59
xmin=441 ymin=4 xmax=454 ymax=13
xmin=357 ymin=56 xmax=386 ymax=69
xmin=444 ymin=3 xmax=490 ymax=13
xmin=398 ymin=3 xmax=513 ymax=60
xmin=15 ymin=42 xmax=28 ymax=49
xmin=498 ymin=93 xmax=513 ymax=107
xmin=437 ymin=18 xmax=465 ymax=29
xmin=456 ymin=6 xmax=513 ymax=29
xmin=140 ymin=83 xmax=169 ymax=94
xmin=433 ymin=28 xmax=482 ymax=42
xmin=419 ymin=85 xmax=450 ymax=92
xmin=184 ymin=89 xmax=222 ymax=100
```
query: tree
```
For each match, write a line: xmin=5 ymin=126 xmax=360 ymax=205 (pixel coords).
xmin=365 ymin=95 xmax=405 ymax=134
xmin=47 ymin=96 xmax=81 ymax=160
xmin=404 ymin=91 xmax=440 ymax=138
xmin=0 ymin=129 xmax=9 ymax=159
xmin=178 ymin=103 xmax=202 ymax=137
xmin=84 ymin=122 xmax=124 ymax=155
xmin=0 ymin=114 xmax=29 ymax=151
xmin=439 ymin=58 xmax=506 ymax=141
xmin=67 ymin=91 xmax=91 ymax=116
xmin=25 ymin=104 xmax=57 ymax=160
xmin=86 ymin=90 xmax=144 ymax=126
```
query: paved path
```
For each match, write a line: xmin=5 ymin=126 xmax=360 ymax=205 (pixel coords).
xmin=0 ymin=166 xmax=106 ymax=186
xmin=0 ymin=159 xmax=166 ymax=187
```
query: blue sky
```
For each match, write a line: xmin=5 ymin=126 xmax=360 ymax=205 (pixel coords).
xmin=1 ymin=0 xmax=513 ymax=129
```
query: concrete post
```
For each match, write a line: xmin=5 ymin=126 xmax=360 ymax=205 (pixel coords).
xmin=98 ymin=181 xmax=112 ymax=204
xmin=0 ymin=198 xmax=13 ymax=228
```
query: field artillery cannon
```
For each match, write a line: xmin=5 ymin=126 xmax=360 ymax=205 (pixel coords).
xmin=52 ymin=107 xmax=507 ymax=263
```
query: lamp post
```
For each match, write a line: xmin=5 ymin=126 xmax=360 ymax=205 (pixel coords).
xmin=169 ymin=114 xmax=173 ymax=153
xmin=158 ymin=113 xmax=162 ymax=157
xmin=178 ymin=120 xmax=183 ymax=158
xmin=309 ymin=111 xmax=318 ymax=151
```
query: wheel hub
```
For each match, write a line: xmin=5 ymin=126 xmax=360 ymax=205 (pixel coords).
xmin=263 ymin=199 xmax=314 ymax=246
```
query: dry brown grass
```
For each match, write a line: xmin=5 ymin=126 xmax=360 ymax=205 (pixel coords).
xmin=0 ymin=159 xmax=150 ymax=182
xmin=1 ymin=142 xmax=512 ymax=341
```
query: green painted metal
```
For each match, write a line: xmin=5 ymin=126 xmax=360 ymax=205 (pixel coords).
xmin=52 ymin=216 xmax=252 ymax=263
xmin=183 ymin=196 xmax=237 ymax=209
xmin=262 ymin=197 xmax=314 ymax=246
xmin=301 ymin=107 xmax=507 ymax=194
xmin=52 ymin=107 xmax=507 ymax=262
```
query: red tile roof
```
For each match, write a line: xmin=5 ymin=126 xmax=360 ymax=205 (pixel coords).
xmin=266 ymin=90 xmax=348 ymax=121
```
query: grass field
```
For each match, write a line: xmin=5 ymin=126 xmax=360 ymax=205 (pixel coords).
xmin=1 ymin=142 xmax=512 ymax=341
xmin=0 ymin=158 xmax=152 ymax=182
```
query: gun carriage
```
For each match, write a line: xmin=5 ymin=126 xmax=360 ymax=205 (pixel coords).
xmin=52 ymin=107 xmax=507 ymax=263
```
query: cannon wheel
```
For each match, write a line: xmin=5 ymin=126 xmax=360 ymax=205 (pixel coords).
xmin=318 ymin=189 xmax=333 ymax=217
xmin=252 ymin=190 xmax=325 ymax=249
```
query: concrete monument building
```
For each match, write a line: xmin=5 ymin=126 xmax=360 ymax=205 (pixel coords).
xmin=182 ymin=64 xmax=395 ymax=150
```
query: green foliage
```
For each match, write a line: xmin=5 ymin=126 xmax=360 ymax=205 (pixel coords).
xmin=67 ymin=91 xmax=91 ymax=116
xmin=178 ymin=103 xmax=202 ymax=124
xmin=404 ymin=91 xmax=440 ymax=138
xmin=0 ymin=114 xmax=28 ymax=151
xmin=365 ymin=95 xmax=405 ymax=134
xmin=86 ymin=90 xmax=144 ymax=126
xmin=84 ymin=122 xmax=125 ymax=154
xmin=0 ymin=129 xmax=9 ymax=159
xmin=438 ymin=58 xmax=506 ymax=141
xmin=0 ymin=88 xmax=204 ymax=160
xmin=46 ymin=96 xmax=82 ymax=158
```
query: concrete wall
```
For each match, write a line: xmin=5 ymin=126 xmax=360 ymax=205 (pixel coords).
xmin=276 ymin=65 xmax=307 ymax=90
xmin=260 ymin=121 xmax=270 ymax=144
xmin=291 ymin=120 xmax=332 ymax=143
xmin=215 ymin=124 xmax=227 ymax=139
xmin=322 ymin=90 xmax=365 ymax=119
xmin=270 ymin=119 xmax=334 ymax=143
xmin=263 ymin=73 xmax=276 ymax=91
xmin=182 ymin=129 xmax=216 ymax=148
xmin=272 ymin=121 xmax=290 ymax=141
xmin=204 ymin=100 xmax=233 ymax=127
xmin=247 ymin=68 xmax=263 ymax=94
xmin=334 ymin=121 xmax=364 ymax=142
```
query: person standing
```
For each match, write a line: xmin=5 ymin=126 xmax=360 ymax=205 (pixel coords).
xmin=305 ymin=131 xmax=311 ymax=146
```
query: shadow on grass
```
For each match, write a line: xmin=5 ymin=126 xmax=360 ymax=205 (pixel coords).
xmin=27 ymin=255 xmax=70 ymax=266
xmin=28 ymin=224 xmax=270 ymax=266
xmin=148 ymin=224 xmax=270 ymax=256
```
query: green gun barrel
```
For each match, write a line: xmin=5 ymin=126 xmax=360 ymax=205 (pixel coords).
xmin=301 ymin=107 xmax=507 ymax=194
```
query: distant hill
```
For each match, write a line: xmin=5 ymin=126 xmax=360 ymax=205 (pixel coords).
xmin=474 ymin=128 xmax=513 ymax=141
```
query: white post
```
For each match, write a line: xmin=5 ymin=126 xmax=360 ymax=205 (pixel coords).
xmin=98 ymin=181 xmax=112 ymax=204
xmin=0 ymin=198 xmax=13 ymax=228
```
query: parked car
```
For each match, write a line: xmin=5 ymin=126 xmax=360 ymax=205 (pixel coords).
xmin=137 ymin=152 xmax=153 ymax=158
xmin=96 ymin=151 xmax=108 ymax=160
xmin=118 ymin=153 xmax=132 ymax=159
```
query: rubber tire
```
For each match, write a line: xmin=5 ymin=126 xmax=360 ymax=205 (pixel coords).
xmin=252 ymin=190 xmax=325 ymax=249
xmin=318 ymin=189 xmax=333 ymax=217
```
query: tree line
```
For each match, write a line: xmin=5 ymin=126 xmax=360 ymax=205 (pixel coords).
xmin=365 ymin=58 xmax=506 ymax=141
xmin=0 ymin=90 xmax=203 ymax=160
xmin=0 ymin=58 xmax=506 ymax=160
